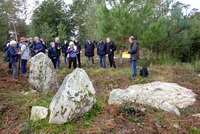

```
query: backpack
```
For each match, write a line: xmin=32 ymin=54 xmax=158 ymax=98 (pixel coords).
xmin=140 ymin=67 xmax=149 ymax=77
xmin=3 ymin=50 xmax=9 ymax=62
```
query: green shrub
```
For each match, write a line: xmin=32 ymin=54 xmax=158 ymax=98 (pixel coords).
xmin=159 ymin=55 xmax=179 ymax=66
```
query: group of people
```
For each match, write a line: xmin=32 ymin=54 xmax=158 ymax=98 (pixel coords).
xmin=3 ymin=35 xmax=140 ymax=81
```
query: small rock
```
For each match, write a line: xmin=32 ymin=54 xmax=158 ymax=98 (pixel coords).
xmin=192 ymin=113 xmax=200 ymax=118
xmin=23 ymin=90 xmax=37 ymax=95
xmin=172 ymin=123 xmax=180 ymax=128
xmin=30 ymin=106 xmax=48 ymax=121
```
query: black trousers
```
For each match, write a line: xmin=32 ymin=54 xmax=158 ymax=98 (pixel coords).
xmin=51 ymin=58 xmax=57 ymax=69
xmin=108 ymin=54 xmax=116 ymax=68
xmin=69 ymin=57 xmax=77 ymax=69
xmin=9 ymin=63 xmax=12 ymax=69
xmin=77 ymin=53 xmax=81 ymax=68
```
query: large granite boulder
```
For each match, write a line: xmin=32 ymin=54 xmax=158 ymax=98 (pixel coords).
xmin=29 ymin=52 xmax=58 ymax=94
xmin=30 ymin=106 xmax=48 ymax=121
xmin=108 ymin=82 xmax=196 ymax=116
xmin=49 ymin=68 xmax=96 ymax=124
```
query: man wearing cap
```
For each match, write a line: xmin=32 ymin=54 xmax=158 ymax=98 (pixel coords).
xmin=85 ymin=37 xmax=95 ymax=67
xmin=97 ymin=38 xmax=107 ymax=68
xmin=8 ymin=41 xmax=22 ymax=80
xmin=74 ymin=38 xmax=82 ymax=68
xmin=106 ymin=38 xmax=117 ymax=69
xmin=128 ymin=36 xmax=140 ymax=79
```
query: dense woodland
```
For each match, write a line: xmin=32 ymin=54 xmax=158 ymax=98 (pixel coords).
xmin=0 ymin=0 xmax=200 ymax=63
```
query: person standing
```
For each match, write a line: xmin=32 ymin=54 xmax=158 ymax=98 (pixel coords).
xmin=8 ymin=41 xmax=22 ymax=80
xmin=74 ymin=38 xmax=82 ymax=68
xmin=62 ymin=40 xmax=69 ymax=65
xmin=48 ymin=42 xmax=58 ymax=69
xmin=20 ymin=37 xmax=30 ymax=75
xmin=128 ymin=36 xmax=140 ymax=78
xmin=106 ymin=38 xmax=117 ymax=69
xmin=97 ymin=38 xmax=107 ymax=68
xmin=40 ymin=37 xmax=47 ymax=54
xmin=3 ymin=35 xmax=16 ymax=69
xmin=54 ymin=37 xmax=62 ymax=69
xmin=67 ymin=41 xmax=78 ymax=69
xmin=29 ymin=37 xmax=43 ymax=56
xmin=85 ymin=37 xmax=95 ymax=67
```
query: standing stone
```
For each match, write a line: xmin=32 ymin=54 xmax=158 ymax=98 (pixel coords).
xmin=49 ymin=68 xmax=96 ymax=124
xmin=108 ymin=82 xmax=196 ymax=116
xmin=30 ymin=106 xmax=48 ymax=121
xmin=29 ymin=52 xmax=58 ymax=94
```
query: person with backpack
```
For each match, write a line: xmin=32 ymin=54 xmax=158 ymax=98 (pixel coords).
xmin=29 ymin=37 xmax=43 ymax=56
xmin=97 ymin=38 xmax=107 ymax=68
xmin=128 ymin=36 xmax=140 ymax=79
xmin=67 ymin=41 xmax=78 ymax=69
xmin=8 ymin=41 xmax=22 ymax=81
xmin=54 ymin=37 xmax=62 ymax=69
xmin=3 ymin=35 xmax=16 ymax=69
xmin=62 ymin=40 xmax=69 ymax=65
xmin=74 ymin=38 xmax=82 ymax=68
xmin=85 ymin=37 xmax=95 ymax=68
xmin=48 ymin=42 xmax=58 ymax=69
xmin=106 ymin=38 xmax=117 ymax=69
xmin=20 ymin=37 xmax=30 ymax=76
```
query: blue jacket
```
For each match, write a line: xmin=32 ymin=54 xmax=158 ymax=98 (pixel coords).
xmin=97 ymin=41 xmax=107 ymax=56
xmin=67 ymin=46 xmax=78 ymax=58
xmin=8 ymin=46 xmax=19 ymax=63
xmin=40 ymin=41 xmax=47 ymax=53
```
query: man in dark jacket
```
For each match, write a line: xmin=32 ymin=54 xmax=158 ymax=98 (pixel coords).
xmin=62 ymin=40 xmax=69 ymax=65
xmin=97 ymin=38 xmax=107 ymax=68
xmin=54 ymin=37 xmax=62 ymax=69
xmin=85 ymin=37 xmax=95 ymax=67
xmin=8 ymin=41 xmax=22 ymax=80
xmin=74 ymin=38 xmax=82 ymax=68
xmin=29 ymin=37 xmax=43 ymax=56
xmin=106 ymin=38 xmax=117 ymax=69
xmin=48 ymin=42 xmax=58 ymax=69
xmin=40 ymin=37 xmax=47 ymax=54
xmin=128 ymin=36 xmax=140 ymax=78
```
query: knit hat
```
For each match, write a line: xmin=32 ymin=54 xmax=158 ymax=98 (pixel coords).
xmin=69 ymin=41 xmax=74 ymax=46
xmin=10 ymin=40 xmax=17 ymax=45
xmin=20 ymin=37 xmax=26 ymax=42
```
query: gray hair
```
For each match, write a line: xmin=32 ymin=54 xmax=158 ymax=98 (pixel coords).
xmin=34 ymin=37 xmax=39 ymax=41
xmin=55 ymin=37 xmax=60 ymax=41
xmin=106 ymin=38 xmax=110 ymax=41
xmin=129 ymin=36 xmax=135 ymax=41
xmin=50 ymin=42 xmax=55 ymax=45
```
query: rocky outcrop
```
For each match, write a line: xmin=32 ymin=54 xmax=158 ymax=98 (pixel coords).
xmin=108 ymin=82 xmax=196 ymax=115
xmin=30 ymin=106 xmax=48 ymax=121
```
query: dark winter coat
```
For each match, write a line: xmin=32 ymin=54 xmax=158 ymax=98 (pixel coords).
xmin=29 ymin=41 xmax=43 ymax=56
xmin=40 ymin=41 xmax=47 ymax=53
xmin=55 ymin=42 xmax=62 ymax=56
xmin=85 ymin=42 xmax=95 ymax=57
xmin=8 ymin=46 xmax=19 ymax=63
xmin=97 ymin=41 xmax=107 ymax=56
xmin=48 ymin=46 xmax=58 ymax=60
xmin=62 ymin=43 xmax=69 ymax=56
xmin=128 ymin=41 xmax=140 ymax=61
xmin=74 ymin=41 xmax=82 ymax=52
xmin=106 ymin=41 xmax=117 ymax=55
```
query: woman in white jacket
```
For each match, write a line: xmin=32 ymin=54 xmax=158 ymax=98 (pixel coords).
xmin=20 ymin=37 xmax=30 ymax=75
